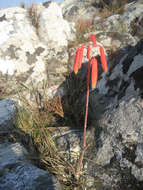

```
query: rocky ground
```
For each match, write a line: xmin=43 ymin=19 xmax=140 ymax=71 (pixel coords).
xmin=0 ymin=0 xmax=143 ymax=189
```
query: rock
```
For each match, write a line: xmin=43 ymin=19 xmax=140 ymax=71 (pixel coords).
xmin=0 ymin=4 xmax=74 ymax=102
xmin=84 ymin=31 xmax=137 ymax=49
xmin=0 ymin=142 xmax=62 ymax=190
xmin=0 ymin=7 xmax=48 ymax=95
xmin=38 ymin=2 xmax=75 ymax=50
xmin=94 ymin=1 xmax=143 ymax=40
xmin=89 ymin=97 xmax=143 ymax=188
xmin=53 ymin=128 xmax=82 ymax=164
xmin=61 ymin=0 xmax=97 ymax=22
xmin=0 ymin=99 xmax=16 ymax=132
xmin=87 ymin=39 xmax=143 ymax=120
xmin=0 ymin=143 xmax=28 ymax=170
xmin=52 ymin=126 xmax=95 ymax=166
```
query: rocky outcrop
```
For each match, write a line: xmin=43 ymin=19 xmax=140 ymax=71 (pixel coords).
xmin=0 ymin=142 xmax=62 ymax=190
xmin=0 ymin=2 xmax=75 ymax=100
xmin=87 ymin=39 xmax=143 ymax=120
xmin=38 ymin=2 xmax=75 ymax=49
xmin=94 ymin=1 xmax=143 ymax=39
xmin=0 ymin=0 xmax=143 ymax=189
xmin=61 ymin=0 xmax=97 ymax=21
xmin=87 ymin=97 xmax=143 ymax=189
xmin=0 ymin=99 xmax=16 ymax=132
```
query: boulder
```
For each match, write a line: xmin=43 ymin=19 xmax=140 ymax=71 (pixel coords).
xmin=0 ymin=142 xmax=62 ymax=190
xmin=61 ymin=0 xmax=97 ymax=21
xmin=0 ymin=3 xmax=76 ymax=101
xmin=94 ymin=1 xmax=143 ymax=40
xmin=0 ymin=99 xmax=16 ymax=132
xmin=87 ymin=39 xmax=143 ymax=120
xmin=86 ymin=97 xmax=143 ymax=189
xmin=38 ymin=2 xmax=75 ymax=50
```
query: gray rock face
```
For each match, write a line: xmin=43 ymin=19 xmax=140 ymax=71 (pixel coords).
xmin=0 ymin=0 xmax=143 ymax=189
xmin=94 ymin=1 xmax=143 ymax=40
xmin=0 ymin=3 xmax=75 ymax=101
xmin=0 ymin=143 xmax=28 ymax=171
xmin=61 ymin=0 xmax=97 ymax=21
xmin=38 ymin=2 xmax=75 ymax=49
xmin=88 ymin=97 xmax=143 ymax=189
xmin=0 ymin=143 xmax=62 ymax=190
xmin=0 ymin=99 xmax=16 ymax=131
xmin=87 ymin=39 xmax=143 ymax=120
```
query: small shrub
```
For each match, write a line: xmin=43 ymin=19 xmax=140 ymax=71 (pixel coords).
xmin=73 ymin=18 xmax=95 ymax=46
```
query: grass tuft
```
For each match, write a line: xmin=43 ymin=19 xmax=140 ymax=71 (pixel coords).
xmin=11 ymin=81 xmax=85 ymax=189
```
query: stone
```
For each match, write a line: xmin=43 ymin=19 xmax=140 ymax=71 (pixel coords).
xmin=61 ymin=0 xmax=97 ymax=21
xmin=0 ymin=142 xmax=62 ymax=190
xmin=38 ymin=2 xmax=75 ymax=50
xmin=0 ymin=99 xmax=16 ymax=132
xmin=94 ymin=1 xmax=143 ymax=40
xmin=0 ymin=4 xmax=73 ymax=102
xmin=87 ymin=39 xmax=143 ymax=120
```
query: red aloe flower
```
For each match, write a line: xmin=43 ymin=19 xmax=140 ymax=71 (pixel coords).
xmin=73 ymin=47 xmax=80 ymax=74
xmin=99 ymin=46 xmax=108 ymax=72
xmin=91 ymin=57 xmax=98 ymax=89
xmin=87 ymin=44 xmax=91 ymax=60
xmin=74 ymin=34 xmax=108 ymax=181
xmin=78 ymin=45 xmax=84 ymax=69
xmin=90 ymin=34 xmax=97 ymax=47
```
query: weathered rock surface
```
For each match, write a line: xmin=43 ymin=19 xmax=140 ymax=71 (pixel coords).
xmin=61 ymin=0 xmax=95 ymax=21
xmin=38 ymin=2 xmax=75 ymax=49
xmin=0 ymin=99 xmax=16 ymax=132
xmin=0 ymin=3 xmax=75 ymax=100
xmin=85 ymin=97 xmax=143 ymax=189
xmin=0 ymin=142 xmax=62 ymax=190
xmin=87 ymin=38 xmax=143 ymax=120
xmin=94 ymin=1 xmax=143 ymax=40
xmin=0 ymin=0 xmax=143 ymax=189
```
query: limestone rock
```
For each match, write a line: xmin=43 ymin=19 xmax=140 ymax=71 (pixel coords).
xmin=61 ymin=0 xmax=97 ymax=21
xmin=0 ymin=142 xmax=62 ymax=190
xmin=87 ymin=39 xmax=143 ymax=120
xmin=94 ymin=1 xmax=143 ymax=40
xmin=0 ymin=99 xmax=16 ymax=132
xmin=0 ymin=4 xmax=73 ymax=101
xmin=38 ymin=2 xmax=75 ymax=50
xmin=91 ymin=97 xmax=143 ymax=188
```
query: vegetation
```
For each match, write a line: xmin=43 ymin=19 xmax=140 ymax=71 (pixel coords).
xmin=92 ymin=0 xmax=128 ymax=18
xmin=27 ymin=4 xmax=39 ymax=36
xmin=73 ymin=33 xmax=108 ymax=180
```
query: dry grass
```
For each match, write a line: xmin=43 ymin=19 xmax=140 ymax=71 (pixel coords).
xmin=76 ymin=18 xmax=93 ymax=34
xmin=11 ymin=80 xmax=85 ymax=189
xmin=13 ymin=94 xmax=77 ymax=187
xmin=94 ymin=0 xmax=128 ymax=19
xmin=69 ymin=18 xmax=95 ymax=48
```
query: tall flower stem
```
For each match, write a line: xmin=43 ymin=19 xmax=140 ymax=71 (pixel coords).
xmin=75 ymin=61 xmax=91 ymax=180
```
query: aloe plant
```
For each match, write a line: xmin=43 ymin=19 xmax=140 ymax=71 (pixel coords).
xmin=73 ymin=34 xmax=108 ymax=180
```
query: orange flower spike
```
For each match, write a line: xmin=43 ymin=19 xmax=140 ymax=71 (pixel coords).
xmin=74 ymin=47 xmax=80 ymax=74
xmin=90 ymin=34 xmax=97 ymax=47
xmin=87 ymin=44 xmax=91 ymax=60
xmin=99 ymin=46 xmax=108 ymax=72
xmin=78 ymin=45 xmax=85 ymax=69
xmin=91 ymin=58 xmax=98 ymax=89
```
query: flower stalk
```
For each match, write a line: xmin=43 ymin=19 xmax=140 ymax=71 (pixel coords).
xmin=73 ymin=34 xmax=108 ymax=180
